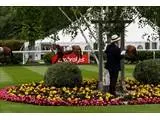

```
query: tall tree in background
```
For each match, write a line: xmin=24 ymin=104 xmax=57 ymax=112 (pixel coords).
xmin=0 ymin=7 xmax=88 ymax=41
xmin=0 ymin=6 xmax=160 ymax=45
xmin=136 ymin=7 xmax=160 ymax=41
xmin=0 ymin=6 xmax=88 ymax=61
xmin=15 ymin=7 xmax=44 ymax=46
xmin=0 ymin=7 xmax=18 ymax=40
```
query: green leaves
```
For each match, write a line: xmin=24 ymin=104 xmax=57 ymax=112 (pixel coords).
xmin=136 ymin=7 xmax=160 ymax=29
xmin=0 ymin=7 xmax=88 ymax=41
xmin=0 ymin=6 xmax=159 ymax=44
xmin=134 ymin=59 xmax=160 ymax=85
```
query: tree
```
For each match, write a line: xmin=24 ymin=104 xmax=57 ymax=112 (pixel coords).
xmin=136 ymin=7 xmax=160 ymax=40
xmin=0 ymin=7 xmax=18 ymax=40
xmin=0 ymin=6 xmax=88 ymax=61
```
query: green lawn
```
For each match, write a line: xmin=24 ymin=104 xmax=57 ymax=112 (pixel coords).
xmin=0 ymin=64 xmax=160 ymax=113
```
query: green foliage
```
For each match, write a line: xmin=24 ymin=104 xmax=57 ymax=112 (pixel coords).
xmin=125 ymin=51 xmax=160 ymax=64
xmin=136 ymin=7 xmax=160 ymax=28
xmin=42 ymin=52 xmax=55 ymax=64
xmin=137 ymin=51 xmax=153 ymax=61
xmin=0 ymin=53 xmax=22 ymax=65
xmin=0 ymin=56 xmax=11 ymax=64
xmin=0 ymin=7 xmax=88 ymax=41
xmin=155 ymin=51 xmax=160 ymax=58
xmin=133 ymin=59 xmax=160 ymax=85
xmin=0 ymin=40 xmax=24 ymax=50
xmin=44 ymin=62 xmax=82 ymax=87
xmin=12 ymin=53 xmax=23 ymax=64
xmin=0 ymin=7 xmax=15 ymax=39
xmin=14 ymin=7 xmax=44 ymax=44
xmin=0 ymin=40 xmax=23 ymax=64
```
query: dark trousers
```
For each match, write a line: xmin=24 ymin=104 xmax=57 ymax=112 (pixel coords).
xmin=108 ymin=70 xmax=119 ymax=95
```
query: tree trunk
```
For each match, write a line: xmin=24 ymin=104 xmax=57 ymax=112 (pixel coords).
xmin=120 ymin=23 xmax=127 ymax=94
xmin=27 ymin=41 xmax=35 ymax=63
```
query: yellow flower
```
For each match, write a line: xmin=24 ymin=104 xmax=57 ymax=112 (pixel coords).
xmin=36 ymin=95 xmax=41 ymax=99
xmin=48 ymin=96 xmax=51 ymax=99
xmin=62 ymin=87 xmax=67 ymax=91
xmin=73 ymin=87 xmax=78 ymax=91
xmin=98 ymin=92 xmax=103 ymax=96
xmin=65 ymin=90 xmax=70 ymax=93
xmin=106 ymin=93 xmax=112 ymax=98
xmin=12 ymin=90 xmax=16 ymax=93
xmin=18 ymin=94 xmax=22 ymax=96
xmin=82 ymin=90 xmax=85 ymax=94
xmin=98 ymin=97 xmax=103 ymax=101
xmin=52 ymin=90 xmax=57 ymax=94
xmin=105 ymin=97 xmax=109 ymax=101
xmin=85 ymin=95 xmax=91 ymax=99
xmin=49 ymin=93 xmax=53 ymax=97
xmin=25 ymin=91 xmax=29 ymax=95
xmin=50 ymin=86 xmax=56 ymax=89
xmin=39 ymin=81 xmax=44 ymax=84
xmin=79 ymin=87 xmax=84 ymax=91
xmin=85 ymin=87 xmax=90 ymax=91
xmin=32 ymin=82 xmax=36 ymax=86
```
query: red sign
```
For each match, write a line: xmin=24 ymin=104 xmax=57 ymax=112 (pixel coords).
xmin=51 ymin=52 xmax=90 ymax=64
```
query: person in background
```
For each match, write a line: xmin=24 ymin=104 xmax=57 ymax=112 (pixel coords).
xmin=104 ymin=34 xmax=126 ymax=96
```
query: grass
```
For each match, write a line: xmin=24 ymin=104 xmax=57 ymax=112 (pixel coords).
xmin=0 ymin=66 xmax=42 ymax=88
xmin=1 ymin=64 xmax=160 ymax=113
xmin=1 ymin=100 xmax=160 ymax=113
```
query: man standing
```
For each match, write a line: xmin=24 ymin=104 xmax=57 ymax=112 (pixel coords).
xmin=104 ymin=34 xmax=125 ymax=96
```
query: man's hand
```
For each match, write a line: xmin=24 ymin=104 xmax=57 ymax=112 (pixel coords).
xmin=121 ymin=50 xmax=126 ymax=55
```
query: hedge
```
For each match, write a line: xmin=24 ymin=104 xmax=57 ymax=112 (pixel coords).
xmin=0 ymin=40 xmax=24 ymax=50
xmin=0 ymin=40 xmax=24 ymax=64
xmin=90 ymin=51 xmax=160 ymax=64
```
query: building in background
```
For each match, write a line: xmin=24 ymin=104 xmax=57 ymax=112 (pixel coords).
xmin=125 ymin=18 xmax=159 ymax=50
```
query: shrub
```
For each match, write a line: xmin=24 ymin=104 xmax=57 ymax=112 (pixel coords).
xmin=137 ymin=51 xmax=153 ymax=61
xmin=0 ymin=56 xmax=11 ymax=64
xmin=0 ymin=53 xmax=22 ymax=65
xmin=42 ymin=52 xmax=55 ymax=64
xmin=155 ymin=51 xmax=160 ymax=59
xmin=125 ymin=51 xmax=160 ymax=64
xmin=44 ymin=62 xmax=82 ymax=87
xmin=12 ymin=53 xmax=23 ymax=64
xmin=133 ymin=59 xmax=160 ymax=85
xmin=0 ymin=40 xmax=24 ymax=50
xmin=0 ymin=40 xmax=24 ymax=64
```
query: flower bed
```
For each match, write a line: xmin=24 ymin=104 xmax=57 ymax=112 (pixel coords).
xmin=0 ymin=78 xmax=160 ymax=106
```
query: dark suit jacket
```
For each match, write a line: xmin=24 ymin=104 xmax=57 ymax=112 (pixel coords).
xmin=104 ymin=43 xmax=122 ymax=72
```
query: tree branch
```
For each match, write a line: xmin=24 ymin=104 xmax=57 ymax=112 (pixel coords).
xmin=58 ymin=7 xmax=99 ymax=65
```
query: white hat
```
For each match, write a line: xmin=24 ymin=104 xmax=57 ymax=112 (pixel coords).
xmin=111 ymin=34 xmax=121 ymax=43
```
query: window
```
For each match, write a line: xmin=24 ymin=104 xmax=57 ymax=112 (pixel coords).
xmin=152 ymin=42 xmax=157 ymax=49
xmin=41 ymin=44 xmax=51 ymax=50
xmin=85 ymin=45 xmax=91 ymax=50
xmin=137 ymin=45 xmax=143 ymax=49
xmin=93 ymin=42 xmax=98 ymax=50
xmin=145 ymin=42 xmax=150 ymax=49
